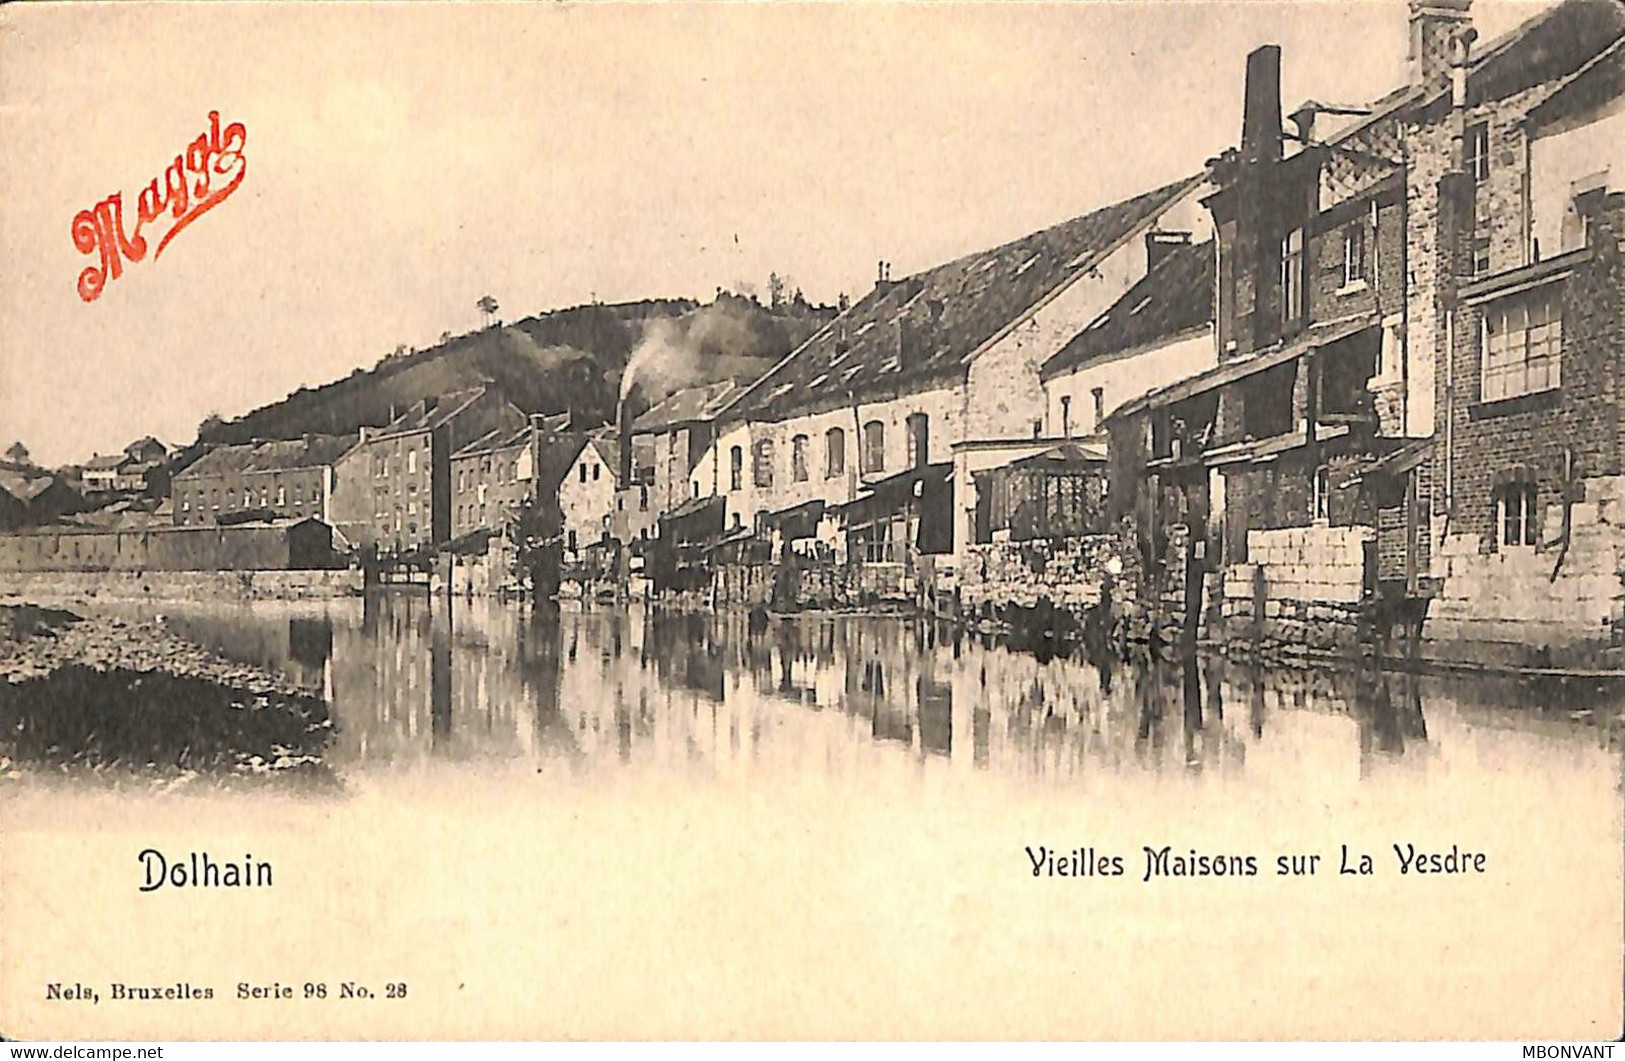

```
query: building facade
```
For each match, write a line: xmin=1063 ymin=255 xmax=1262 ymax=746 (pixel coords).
xmin=1422 ymin=34 xmax=1625 ymax=663
xmin=329 ymin=386 xmax=526 ymax=557
xmin=173 ymin=435 xmax=356 ymax=528
xmin=698 ymin=176 xmax=1216 ymax=578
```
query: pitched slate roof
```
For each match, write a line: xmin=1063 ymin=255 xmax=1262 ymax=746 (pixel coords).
xmin=372 ymin=386 xmax=493 ymax=440
xmin=0 ymin=467 xmax=60 ymax=503
xmin=534 ymin=432 xmax=592 ymax=490
xmin=452 ymin=424 xmax=532 ymax=459
xmin=629 ymin=380 xmax=744 ymax=433
xmin=1461 ymin=0 xmax=1625 ymax=111
xmin=1526 ymin=32 xmax=1625 ymax=128
xmin=83 ymin=453 xmax=127 ymax=472
xmin=726 ymin=175 xmax=1202 ymax=422
xmin=1317 ymin=0 xmax=1624 ymax=145
xmin=1042 ymin=239 xmax=1215 ymax=380
xmin=586 ymin=431 xmax=621 ymax=486
xmin=176 ymin=434 xmax=359 ymax=479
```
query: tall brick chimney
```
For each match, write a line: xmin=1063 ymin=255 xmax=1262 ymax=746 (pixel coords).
xmin=1241 ymin=45 xmax=1283 ymax=166
xmin=1409 ymin=0 xmax=1473 ymax=94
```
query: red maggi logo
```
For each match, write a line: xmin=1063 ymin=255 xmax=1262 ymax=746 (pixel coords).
xmin=72 ymin=111 xmax=247 ymax=303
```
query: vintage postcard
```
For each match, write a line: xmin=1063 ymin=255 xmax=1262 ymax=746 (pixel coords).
xmin=1 ymin=0 xmax=1621 ymax=1043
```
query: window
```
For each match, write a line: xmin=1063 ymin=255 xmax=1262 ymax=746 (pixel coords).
xmin=1060 ymin=395 xmax=1072 ymax=438
xmin=1312 ymin=466 xmax=1331 ymax=522
xmin=1472 ymin=230 xmax=1491 ymax=277
xmin=825 ymin=428 xmax=845 ymax=478
xmin=567 ymin=529 xmax=577 ymax=552
xmin=792 ymin=435 xmax=809 ymax=482
xmin=180 ymin=498 xmax=189 ymax=512
xmin=592 ymin=464 xmax=600 ymax=482
xmin=1091 ymin=387 xmax=1105 ymax=431
xmin=1482 ymin=290 xmax=1561 ymax=402
xmin=639 ymin=486 xmax=649 ymax=511
xmin=274 ymin=487 xmax=284 ymax=507
xmin=1494 ymin=483 xmax=1538 ymax=549
xmin=407 ymin=450 xmax=417 ymax=474
xmin=906 ymin=413 xmax=929 ymax=469
xmin=753 ymin=438 xmax=775 ymax=489
xmin=1342 ymin=224 xmax=1366 ymax=287
xmin=729 ymin=446 xmax=743 ymax=491
xmin=1280 ymin=227 xmax=1305 ymax=323
xmin=579 ymin=463 xmax=587 ymax=484
xmin=861 ymin=420 xmax=885 ymax=475
xmin=1466 ymin=122 xmax=1489 ymax=183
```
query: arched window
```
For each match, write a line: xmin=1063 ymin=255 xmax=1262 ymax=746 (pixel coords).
xmin=825 ymin=427 xmax=845 ymax=478
xmin=729 ymin=446 xmax=743 ymax=491
xmin=906 ymin=412 xmax=929 ymax=469
xmin=753 ymin=438 xmax=775 ymax=489
xmin=791 ymin=435 xmax=809 ymax=482
xmin=861 ymin=420 xmax=885 ymax=475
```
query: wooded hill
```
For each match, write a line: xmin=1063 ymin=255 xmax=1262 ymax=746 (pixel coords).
xmin=197 ymin=294 xmax=833 ymax=448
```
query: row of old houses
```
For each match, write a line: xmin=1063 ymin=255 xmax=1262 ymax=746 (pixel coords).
xmin=4 ymin=0 xmax=1621 ymax=667
xmin=607 ymin=0 xmax=1625 ymax=668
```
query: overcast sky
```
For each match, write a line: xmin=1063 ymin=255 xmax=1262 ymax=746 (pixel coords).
xmin=0 ymin=0 xmax=1552 ymax=467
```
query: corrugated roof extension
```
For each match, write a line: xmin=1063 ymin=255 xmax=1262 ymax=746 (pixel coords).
xmin=176 ymin=434 xmax=360 ymax=479
xmin=1042 ymin=238 xmax=1215 ymax=380
xmin=724 ymin=175 xmax=1203 ymax=423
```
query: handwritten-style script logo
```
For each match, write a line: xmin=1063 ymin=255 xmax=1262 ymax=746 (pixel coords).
xmin=72 ymin=111 xmax=247 ymax=303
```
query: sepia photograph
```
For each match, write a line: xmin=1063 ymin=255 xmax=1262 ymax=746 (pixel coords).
xmin=0 ymin=0 xmax=1622 ymax=1044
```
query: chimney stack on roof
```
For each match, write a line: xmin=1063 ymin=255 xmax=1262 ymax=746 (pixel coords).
xmin=874 ymin=260 xmax=895 ymax=295
xmin=1409 ymin=0 xmax=1473 ymax=93
xmin=1240 ymin=45 xmax=1284 ymax=166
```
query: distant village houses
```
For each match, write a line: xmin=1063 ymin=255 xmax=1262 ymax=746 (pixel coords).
xmin=173 ymin=434 xmax=356 ymax=528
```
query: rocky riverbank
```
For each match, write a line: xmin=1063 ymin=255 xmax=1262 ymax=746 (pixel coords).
xmin=0 ymin=604 xmax=335 ymax=786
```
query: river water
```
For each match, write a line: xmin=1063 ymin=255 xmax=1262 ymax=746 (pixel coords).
xmin=5 ymin=590 xmax=1623 ymax=1039
xmin=77 ymin=591 xmax=1622 ymax=789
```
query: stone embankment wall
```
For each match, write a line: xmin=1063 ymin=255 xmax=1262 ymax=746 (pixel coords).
xmin=0 ymin=569 xmax=363 ymax=602
xmin=1219 ymin=525 xmax=1373 ymax=652
xmin=709 ymin=560 xmax=920 ymax=609
xmin=957 ymin=533 xmax=1139 ymax=623
xmin=1424 ymin=475 xmax=1625 ymax=667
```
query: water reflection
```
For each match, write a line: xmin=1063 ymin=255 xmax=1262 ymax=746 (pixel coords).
xmin=107 ymin=594 xmax=1623 ymax=788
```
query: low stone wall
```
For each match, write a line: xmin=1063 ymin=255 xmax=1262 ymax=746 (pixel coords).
xmin=0 ymin=569 xmax=363 ymax=602
xmin=1424 ymin=475 xmax=1625 ymax=667
xmin=958 ymin=533 xmax=1137 ymax=623
xmin=1219 ymin=524 xmax=1373 ymax=652
xmin=710 ymin=559 xmax=920 ymax=608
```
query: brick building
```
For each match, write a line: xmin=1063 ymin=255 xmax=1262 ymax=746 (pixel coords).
xmin=1106 ymin=45 xmax=1411 ymax=647
xmin=172 ymin=434 xmax=356 ymax=528
xmin=329 ymin=386 xmax=526 ymax=557
xmin=1422 ymin=35 xmax=1625 ymax=663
